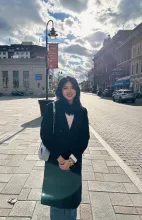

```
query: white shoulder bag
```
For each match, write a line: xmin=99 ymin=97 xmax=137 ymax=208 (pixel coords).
xmin=38 ymin=102 xmax=56 ymax=161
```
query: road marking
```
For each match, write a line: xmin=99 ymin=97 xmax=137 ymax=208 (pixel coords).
xmin=89 ymin=125 xmax=142 ymax=193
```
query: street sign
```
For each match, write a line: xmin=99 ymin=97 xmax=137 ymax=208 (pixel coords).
xmin=35 ymin=74 xmax=42 ymax=80
xmin=48 ymin=44 xmax=58 ymax=69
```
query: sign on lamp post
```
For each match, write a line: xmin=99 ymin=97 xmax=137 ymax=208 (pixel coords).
xmin=48 ymin=43 xmax=58 ymax=69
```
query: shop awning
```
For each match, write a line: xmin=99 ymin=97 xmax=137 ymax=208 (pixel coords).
xmin=113 ymin=76 xmax=130 ymax=87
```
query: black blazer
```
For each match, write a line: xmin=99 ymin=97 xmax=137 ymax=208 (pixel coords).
xmin=40 ymin=100 xmax=90 ymax=209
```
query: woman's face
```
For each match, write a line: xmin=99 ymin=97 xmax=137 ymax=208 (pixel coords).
xmin=62 ymin=81 xmax=76 ymax=103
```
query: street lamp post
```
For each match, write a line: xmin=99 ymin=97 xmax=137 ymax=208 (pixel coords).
xmin=45 ymin=20 xmax=58 ymax=100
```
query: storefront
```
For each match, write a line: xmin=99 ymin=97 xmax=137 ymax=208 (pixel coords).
xmin=113 ymin=76 xmax=130 ymax=90
xmin=130 ymin=77 xmax=142 ymax=94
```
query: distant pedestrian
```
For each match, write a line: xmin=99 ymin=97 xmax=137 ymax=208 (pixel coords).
xmin=42 ymin=87 xmax=45 ymax=95
xmin=40 ymin=76 xmax=90 ymax=220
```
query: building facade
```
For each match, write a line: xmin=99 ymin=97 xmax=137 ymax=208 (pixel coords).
xmin=0 ymin=58 xmax=55 ymax=96
xmin=93 ymin=31 xmax=131 ymax=92
xmin=0 ymin=42 xmax=56 ymax=96
xmin=0 ymin=42 xmax=45 ymax=59
xmin=93 ymin=23 xmax=142 ymax=93
xmin=115 ymin=24 xmax=142 ymax=91
xmin=130 ymin=26 xmax=142 ymax=93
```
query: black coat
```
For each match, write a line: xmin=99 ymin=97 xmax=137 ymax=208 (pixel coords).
xmin=40 ymin=100 xmax=90 ymax=209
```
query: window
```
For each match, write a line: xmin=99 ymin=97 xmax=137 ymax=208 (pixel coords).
xmin=136 ymin=63 xmax=139 ymax=74
xmin=16 ymin=52 xmax=19 ymax=55
xmin=3 ymin=52 xmax=6 ymax=55
xmin=140 ymin=43 xmax=142 ymax=55
xmin=128 ymin=49 xmax=131 ymax=59
xmin=138 ymin=46 xmax=140 ymax=55
xmin=136 ymin=83 xmax=139 ymax=90
xmin=132 ymin=64 xmax=134 ymax=75
xmin=13 ymin=71 xmax=19 ymax=88
xmin=2 ymin=71 xmax=8 ymax=88
xmin=23 ymin=71 xmax=29 ymax=88
xmin=133 ymin=47 xmax=136 ymax=58
xmin=21 ymin=52 xmax=24 ymax=55
xmin=124 ymin=91 xmax=133 ymax=94
xmin=132 ymin=48 xmax=134 ymax=57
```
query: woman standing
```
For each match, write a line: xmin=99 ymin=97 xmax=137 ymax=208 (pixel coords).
xmin=40 ymin=76 xmax=90 ymax=220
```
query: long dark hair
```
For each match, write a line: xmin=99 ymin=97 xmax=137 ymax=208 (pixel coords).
xmin=55 ymin=76 xmax=82 ymax=114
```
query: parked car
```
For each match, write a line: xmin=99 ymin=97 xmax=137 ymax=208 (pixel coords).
xmin=112 ymin=90 xmax=119 ymax=96
xmin=97 ymin=89 xmax=102 ymax=96
xmin=102 ymin=89 xmax=113 ymax=97
xmin=135 ymin=92 xmax=142 ymax=99
xmin=112 ymin=89 xmax=136 ymax=103
xmin=11 ymin=91 xmax=24 ymax=96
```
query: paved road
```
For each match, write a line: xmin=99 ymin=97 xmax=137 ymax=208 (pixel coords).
xmin=81 ymin=93 xmax=142 ymax=181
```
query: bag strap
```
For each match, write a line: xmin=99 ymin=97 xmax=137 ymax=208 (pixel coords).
xmin=52 ymin=102 xmax=56 ymax=134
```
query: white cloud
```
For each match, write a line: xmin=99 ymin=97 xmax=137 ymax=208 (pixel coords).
xmin=59 ymin=0 xmax=89 ymax=13
xmin=111 ymin=0 xmax=142 ymax=25
xmin=54 ymin=17 xmax=81 ymax=40
xmin=0 ymin=0 xmax=48 ymax=44
xmin=62 ymin=43 xmax=93 ymax=57
xmin=47 ymin=0 xmax=89 ymax=16
xmin=56 ymin=50 xmax=92 ymax=81
xmin=64 ymin=17 xmax=74 ymax=26
xmin=58 ymin=52 xmax=69 ymax=68
xmin=69 ymin=57 xmax=82 ymax=63
xmin=94 ymin=0 xmax=142 ymax=29
xmin=84 ymin=31 xmax=107 ymax=48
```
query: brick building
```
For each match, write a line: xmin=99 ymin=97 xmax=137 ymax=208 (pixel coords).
xmin=130 ymin=24 xmax=142 ymax=93
xmin=114 ymin=23 xmax=142 ymax=91
xmin=93 ymin=30 xmax=131 ymax=92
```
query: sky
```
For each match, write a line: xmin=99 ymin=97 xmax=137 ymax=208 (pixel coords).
xmin=0 ymin=0 xmax=142 ymax=82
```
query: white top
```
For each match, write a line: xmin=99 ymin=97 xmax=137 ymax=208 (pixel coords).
xmin=65 ymin=113 xmax=77 ymax=163
xmin=65 ymin=113 xmax=74 ymax=129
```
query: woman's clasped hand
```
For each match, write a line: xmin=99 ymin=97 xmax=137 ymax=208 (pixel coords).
xmin=57 ymin=155 xmax=71 ymax=170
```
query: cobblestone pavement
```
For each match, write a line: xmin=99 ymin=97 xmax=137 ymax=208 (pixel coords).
xmin=0 ymin=97 xmax=41 ymax=145
xmin=81 ymin=93 xmax=142 ymax=181
xmin=0 ymin=96 xmax=142 ymax=220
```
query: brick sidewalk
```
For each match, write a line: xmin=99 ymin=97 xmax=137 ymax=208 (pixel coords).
xmin=0 ymin=98 xmax=142 ymax=219
xmin=0 ymin=129 xmax=142 ymax=219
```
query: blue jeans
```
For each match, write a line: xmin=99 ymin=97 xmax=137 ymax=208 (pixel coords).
xmin=50 ymin=207 xmax=77 ymax=220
